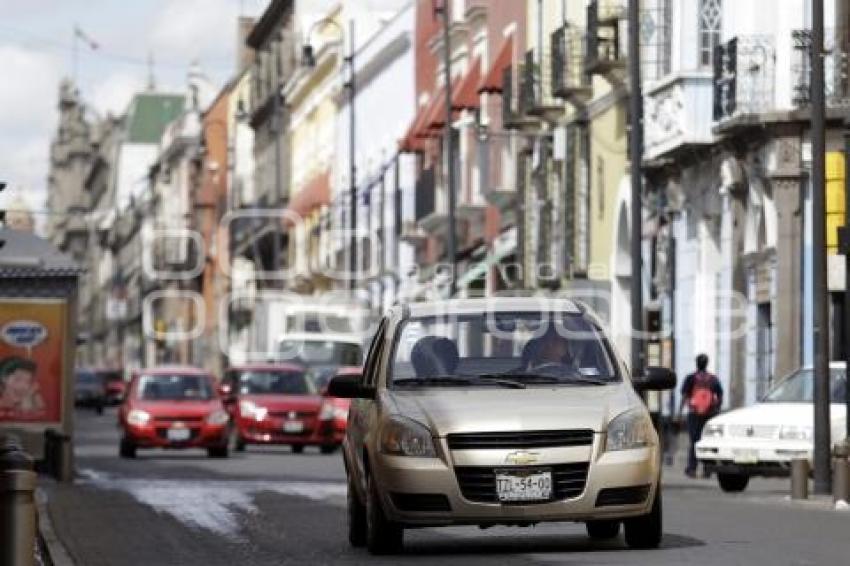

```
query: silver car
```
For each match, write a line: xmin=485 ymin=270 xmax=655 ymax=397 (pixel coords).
xmin=329 ymin=298 xmax=675 ymax=555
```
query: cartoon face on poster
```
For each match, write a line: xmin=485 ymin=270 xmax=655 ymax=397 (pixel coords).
xmin=0 ymin=300 xmax=66 ymax=423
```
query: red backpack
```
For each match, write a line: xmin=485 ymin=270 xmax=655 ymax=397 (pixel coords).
xmin=689 ymin=372 xmax=719 ymax=416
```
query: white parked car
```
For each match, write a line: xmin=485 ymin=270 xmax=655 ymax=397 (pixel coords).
xmin=696 ymin=362 xmax=847 ymax=492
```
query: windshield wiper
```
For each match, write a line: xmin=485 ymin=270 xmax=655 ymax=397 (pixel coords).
xmin=481 ymin=372 xmax=613 ymax=386
xmin=394 ymin=375 xmax=526 ymax=389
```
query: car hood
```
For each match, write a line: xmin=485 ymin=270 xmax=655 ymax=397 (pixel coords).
xmin=132 ymin=400 xmax=222 ymax=418
xmin=385 ymin=384 xmax=635 ymax=436
xmin=709 ymin=402 xmax=847 ymax=431
xmin=239 ymin=394 xmax=323 ymax=412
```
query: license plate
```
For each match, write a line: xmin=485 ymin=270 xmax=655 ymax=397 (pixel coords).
xmin=167 ymin=427 xmax=191 ymax=442
xmin=495 ymin=469 xmax=552 ymax=502
xmin=732 ymin=449 xmax=759 ymax=464
xmin=283 ymin=420 xmax=304 ymax=434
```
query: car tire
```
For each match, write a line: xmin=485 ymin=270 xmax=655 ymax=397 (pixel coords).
xmin=291 ymin=445 xmax=304 ymax=454
xmin=586 ymin=519 xmax=621 ymax=540
xmin=320 ymin=444 xmax=338 ymax=455
xmin=366 ymin=473 xmax=403 ymax=555
xmin=624 ymin=487 xmax=662 ymax=549
xmin=717 ymin=472 xmax=749 ymax=493
xmin=119 ymin=438 xmax=136 ymax=459
xmin=347 ymin=474 xmax=367 ymax=547
xmin=207 ymin=445 xmax=229 ymax=459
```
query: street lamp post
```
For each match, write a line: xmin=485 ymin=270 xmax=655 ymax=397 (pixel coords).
xmin=628 ymin=0 xmax=645 ymax=379
xmin=303 ymin=18 xmax=357 ymax=293
xmin=436 ymin=0 xmax=457 ymax=297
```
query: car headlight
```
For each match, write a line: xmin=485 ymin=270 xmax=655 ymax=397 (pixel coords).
xmin=779 ymin=425 xmax=813 ymax=441
xmin=127 ymin=409 xmax=151 ymax=426
xmin=206 ymin=409 xmax=230 ymax=426
xmin=605 ymin=408 xmax=653 ymax=452
xmin=380 ymin=416 xmax=436 ymax=458
xmin=239 ymin=400 xmax=268 ymax=422
xmin=319 ymin=402 xmax=335 ymax=421
xmin=704 ymin=422 xmax=724 ymax=438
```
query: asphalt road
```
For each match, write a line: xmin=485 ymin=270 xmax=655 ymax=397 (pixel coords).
xmin=42 ymin=407 xmax=850 ymax=566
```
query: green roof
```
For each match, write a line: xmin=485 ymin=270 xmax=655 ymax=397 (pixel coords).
xmin=125 ymin=93 xmax=186 ymax=144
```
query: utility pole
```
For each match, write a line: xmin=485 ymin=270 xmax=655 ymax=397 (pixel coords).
xmin=628 ymin=0 xmax=644 ymax=378
xmin=439 ymin=0 xmax=458 ymax=297
xmin=842 ymin=120 xmax=850 ymax=442
xmin=811 ymin=0 xmax=831 ymax=495
xmin=348 ymin=19 xmax=357 ymax=294
xmin=271 ymin=37 xmax=283 ymax=285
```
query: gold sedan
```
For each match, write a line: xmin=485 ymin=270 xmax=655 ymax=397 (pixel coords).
xmin=329 ymin=297 xmax=675 ymax=555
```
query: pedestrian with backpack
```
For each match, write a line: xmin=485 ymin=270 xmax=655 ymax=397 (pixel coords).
xmin=679 ymin=353 xmax=723 ymax=478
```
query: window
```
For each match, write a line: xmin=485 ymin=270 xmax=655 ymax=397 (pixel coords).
xmin=699 ymin=0 xmax=722 ymax=68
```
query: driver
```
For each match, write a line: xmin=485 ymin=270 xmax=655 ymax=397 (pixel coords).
xmin=523 ymin=325 xmax=576 ymax=371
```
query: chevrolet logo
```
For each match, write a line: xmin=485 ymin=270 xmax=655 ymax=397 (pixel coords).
xmin=505 ymin=451 xmax=540 ymax=466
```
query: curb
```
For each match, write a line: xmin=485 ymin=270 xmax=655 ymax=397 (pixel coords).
xmin=35 ymin=488 xmax=76 ymax=566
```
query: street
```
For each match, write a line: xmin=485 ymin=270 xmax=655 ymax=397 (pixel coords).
xmin=37 ymin=408 xmax=850 ymax=566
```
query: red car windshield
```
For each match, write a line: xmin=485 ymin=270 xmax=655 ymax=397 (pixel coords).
xmin=236 ymin=370 xmax=315 ymax=395
xmin=136 ymin=374 xmax=214 ymax=401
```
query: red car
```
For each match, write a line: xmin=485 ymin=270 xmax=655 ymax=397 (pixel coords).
xmin=318 ymin=366 xmax=359 ymax=445
xmin=118 ymin=366 xmax=230 ymax=459
xmin=221 ymin=363 xmax=341 ymax=454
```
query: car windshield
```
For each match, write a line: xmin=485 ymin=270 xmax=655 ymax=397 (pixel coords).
xmin=136 ymin=374 xmax=214 ymax=401
xmin=763 ymin=368 xmax=847 ymax=403
xmin=235 ymin=370 xmax=316 ymax=395
xmin=278 ymin=339 xmax=363 ymax=366
xmin=98 ymin=371 xmax=123 ymax=383
xmin=390 ymin=311 xmax=619 ymax=387
xmin=76 ymin=372 xmax=100 ymax=385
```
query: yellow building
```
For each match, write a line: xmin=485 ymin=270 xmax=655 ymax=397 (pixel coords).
xmin=283 ymin=7 xmax=343 ymax=294
xmin=518 ymin=0 xmax=628 ymax=326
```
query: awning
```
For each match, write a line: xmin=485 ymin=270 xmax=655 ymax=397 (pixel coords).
xmin=479 ymin=35 xmax=514 ymax=94
xmin=452 ymin=56 xmax=482 ymax=110
xmin=283 ymin=170 xmax=330 ymax=228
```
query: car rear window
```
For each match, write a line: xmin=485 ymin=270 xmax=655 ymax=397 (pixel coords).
xmin=236 ymin=370 xmax=315 ymax=395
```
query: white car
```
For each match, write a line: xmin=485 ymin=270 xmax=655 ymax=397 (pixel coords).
xmin=696 ymin=362 xmax=847 ymax=492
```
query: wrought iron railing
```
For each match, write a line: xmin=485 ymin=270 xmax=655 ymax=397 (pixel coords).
xmin=791 ymin=28 xmax=850 ymax=108
xmin=712 ymin=35 xmax=776 ymax=121
xmin=586 ymin=0 xmax=627 ymax=74
xmin=551 ymin=25 xmax=590 ymax=99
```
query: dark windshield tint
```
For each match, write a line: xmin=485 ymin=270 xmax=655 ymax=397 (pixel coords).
xmin=137 ymin=374 xmax=214 ymax=401
xmin=76 ymin=372 xmax=100 ymax=384
xmin=764 ymin=368 xmax=847 ymax=403
xmin=391 ymin=311 xmax=618 ymax=386
xmin=236 ymin=370 xmax=315 ymax=395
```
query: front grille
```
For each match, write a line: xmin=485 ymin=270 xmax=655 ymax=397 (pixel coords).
xmin=390 ymin=493 xmax=452 ymax=512
xmin=595 ymin=485 xmax=651 ymax=507
xmin=454 ymin=462 xmax=589 ymax=503
xmin=728 ymin=425 xmax=778 ymax=439
xmin=268 ymin=411 xmax=317 ymax=419
xmin=154 ymin=416 xmax=204 ymax=423
xmin=447 ymin=430 xmax=594 ymax=450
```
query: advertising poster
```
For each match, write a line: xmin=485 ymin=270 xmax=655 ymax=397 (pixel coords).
xmin=0 ymin=299 xmax=66 ymax=424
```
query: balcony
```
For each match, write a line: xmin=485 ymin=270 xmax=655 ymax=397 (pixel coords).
xmin=643 ymin=73 xmax=715 ymax=162
xmin=791 ymin=28 xmax=850 ymax=109
xmin=551 ymin=25 xmax=592 ymax=106
xmin=518 ymin=49 xmax=565 ymax=121
xmin=585 ymin=0 xmax=627 ymax=78
xmin=712 ymin=35 xmax=776 ymax=125
xmin=502 ymin=66 xmax=538 ymax=131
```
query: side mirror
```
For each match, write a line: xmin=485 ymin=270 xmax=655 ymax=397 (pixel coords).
xmin=327 ymin=373 xmax=372 ymax=399
xmin=633 ymin=366 xmax=676 ymax=392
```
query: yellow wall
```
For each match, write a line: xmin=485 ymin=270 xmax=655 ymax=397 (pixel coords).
xmin=826 ymin=151 xmax=845 ymax=255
